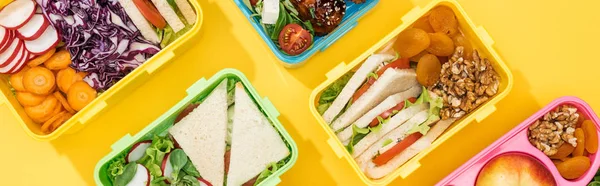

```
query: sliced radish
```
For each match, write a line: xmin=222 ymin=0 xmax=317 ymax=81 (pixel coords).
xmin=24 ymin=25 xmax=58 ymax=55
xmin=6 ymin=48 xmax=28 ymax=74
xmin=161 ymin=152 xmax=174 ymax=183
xmin=126 ymin=164 xmax=151 ymax=186
xmin=0 ymin=39 xmax=22 ymax=67
xmin=0 ymin=30 xmax=15 ymax=53
xmin=198 ymin=178 xmax=213 ymax=186
xmin=17 ymin=14 xmax=49 ymax=40
xmin=0 ymin=0 xmax=36 ymax=29
xmin=0 ymin=45 xmax=25 ymax=73
xmin=0 ymin=27 xmax=8 ymax=50
xmin=126 ymin=140 xmax=152 ymax=163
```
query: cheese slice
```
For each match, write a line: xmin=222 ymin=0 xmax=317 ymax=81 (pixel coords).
xmin=261 ymin=0 xmax=279 ymax=24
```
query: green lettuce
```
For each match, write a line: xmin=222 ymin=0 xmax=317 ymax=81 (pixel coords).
xmin=406 ymin=88 xmax=444 ymax=135
xmin=138 ymin=135 xmax=176 ymax=177
xmin=254 ymin=158 xmax=289 ymax=186
xmin=107 ymin=153 xmax=127 ymax=183
xmin=317 ymin=72 xmax=354 ymax=115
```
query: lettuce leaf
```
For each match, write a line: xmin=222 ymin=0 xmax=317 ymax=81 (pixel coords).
xmin=138 ymin=135 xmax=175 ymax=177
xmin=254 ymin=158 xmax=288 ymax=186
xmin=406 ymin=88 xmax=443 ymax=135
xmin=317 ymin=72 xmax=354 ymax=115
xmin=107 ymin=153 xmax=127 ymax=183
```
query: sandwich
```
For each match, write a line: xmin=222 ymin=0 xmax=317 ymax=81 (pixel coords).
xmin=119 ymin=0 xmax=196 ymax=47
xmin=169 ymin=79 xmax=290 ymax=186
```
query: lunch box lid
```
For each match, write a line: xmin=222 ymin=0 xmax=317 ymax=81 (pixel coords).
xmin=0 ymin=0 xmax=204 ymax=141
xmin=308 ymin=0 xmax=514 ymax=185
xmin=233 ymin=0 xmax=379 ymax=67
xmin=93 ymin=69 xmax=299 ymax=186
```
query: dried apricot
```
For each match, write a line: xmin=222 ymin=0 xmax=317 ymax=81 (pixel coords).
xmin=28 ymin=48 xmax=55 ymax=67
xmin=412 ymin=16 xmax=434 ymax=33
xmin=44 ymin=49 xmax=71 ymax=70
xmin=576 ymin=111 xmax=585 ymax=127
xmin=426 ymin=33 xmax=455 ymax=56
xmin=429 ymin=6 xmax=458 ymax=35
xmin=416 ymin=54 xmax=441 ymax=86
xmin=409 ymin=50 xmax=430 ymax=62
xmin=573 ymin=128 xmax=586 ymax=156
xmin=582 ymin=120 xmax=598 ymax=153
xmin=549 ymin=143 xmax=575 ymax=159
xmin=394 ymin=28 xmax=430 ymax=58
xmin=23 ymin=66 xmax=55 ymax=95
xmin=67 ymin=81 xmax=97 ymax=111
xmin=556 ymin=156 xmax=590 ymax=179
xmin=452 ymin=34 xmax=473 ymax=59
xmin=16 ymin=92 xmax=46 ymax=107
xmin=552 ymin=159 xmax=562 ymax=165
xmin=24 ymin=95 xmax=58 ymax=123
xmin=9 ymin=66 xmax=29 ymax=91
xmin=57 ymin=67 xmax=78 ymax=93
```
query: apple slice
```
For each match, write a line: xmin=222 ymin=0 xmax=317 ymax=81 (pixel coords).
xmin=0 ymin=0 xmax=36 ymax=29
xmin=24 ymin=25 xmax=58 ymax=55
xmin=126 ymin=164 xmax=151 ymax=186
xmin=161 ymin=152 xmax=174 ymax=183
xmin=0 ymin=45 xmax=26 ymax=73
xmin=198 ymin=178 xmax=213 ymax=186
xmin=127 ymin=140 xmax=152 ymax=163
xmin=17 ymin=14 xmax=49 ymax=40
xmin=0 ymin=39 xmax=23 ymax=68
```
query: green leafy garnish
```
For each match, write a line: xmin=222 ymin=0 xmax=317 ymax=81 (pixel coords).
xmin=406 ymin=87 xmax=444 ymax=135
xmin=107 ymin=153 xmax=127 ymax=182
xmin=170 ymin=149 xmax=189 ymax=181
xmin=254 ymin=159 xmax=287 ymax=186
xmin=182 ymin=162 xmax=201 ymax=177
xmin=382 ymin=139 xmax=393 ymax=146
xmin=317 ymin=72 xmax=354 ymax=115
xmin=114 ymin=163 xmax=137 ymax=186
xmin=367 ymin=72 xmax=379 ymax=80
xmin=138 ymin=135 xmax=175 ymax=177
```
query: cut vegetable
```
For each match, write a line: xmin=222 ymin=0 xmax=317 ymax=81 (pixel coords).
xmin=0 ymin=27 xmax=9 ymax=52
xmin=372 ymin=132 xmax=423 ymax=166
xmin=27 ymin=47 xmax=55 ymax=67
xmin=16 ymin=91 xmax=46 ymax=106
xmin=0 ymin=38 xmax=23 ymax=68
xmin=67 ymin=81 xmax=96 ymax=111
xmin=6 ymin=47 xmax=29 ymax=74
xmin=0 ymin=0 xmax=35 ymax=29
xmin=126 ymin=140 xmax=152 ymax=163
xmin=17 ymin=14 xmax=49 ymax=40
xmin=9 ymin=66 xmax=29 ymax=91
xmin=53 ymin=91 xmax=75 ymax=114
xmin=41 ymin=111 xmax=66 ymax=134
xmin=49 ymin=112 xmax=72 ymax=132
xmin=57 ymin=67 xmax=77 ymax=93
xmin=126 ymin=164 xmax=150 ymax=186
xmin=0 ymin=44 xmax=26 ymax=73
xmin=161 ymin=152 xmax=174 ymax=182
xmin=24 ymin=94 xmax=58 ymax=123
xmin=44 ymin=49 xmax=70 ymax=70
xmin=24 ymin=26 xmax=58 ymax=55
xmin=23 ymin=66 xmax=55 ymax=95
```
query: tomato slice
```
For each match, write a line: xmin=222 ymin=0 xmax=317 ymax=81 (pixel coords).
xmin=351 ymin=58 xmax=411 ymax=103
xmin=133 ymin=0 xmax=167 ymax=29
xmin=373 ymin=132 xmax=423 ymax=166
xmin=369 ymin=97 xmax=417 ymax=127
xmin=278 ymin=24 xmax=313 ymax=56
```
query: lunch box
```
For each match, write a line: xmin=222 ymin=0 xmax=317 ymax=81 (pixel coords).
xmin=308 ymin=0 xmax=514 ymax=185
xmin=437 ymin=96 xmax=600 ymax=185
xmin=0 ymin=0 xmax=204 ymax=141
xmin=233 ymin=0 xmax=378 ymax=67
xmin=94 ymin=69 xmax=298 ymax=186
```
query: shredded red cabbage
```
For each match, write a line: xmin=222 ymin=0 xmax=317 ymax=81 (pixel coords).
xmin=37 ymin=0 xmax=160 ymax=91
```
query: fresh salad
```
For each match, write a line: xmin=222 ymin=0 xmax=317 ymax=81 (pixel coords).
xmin=244 ymin=0 xmax=364 ymax=56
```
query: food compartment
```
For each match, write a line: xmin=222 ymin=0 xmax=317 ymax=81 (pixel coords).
xmin=0 ymin=0 xmax=204 ymax=141
xmin=94 ymin=69 xmax=298 ymax=186
xmin=437 ymin=96 xmax=600 ymax=186
xmin=308 ymin=0 xmax=513 ymax=185
xmin=233 ymin=0 xmax=378 ymax=66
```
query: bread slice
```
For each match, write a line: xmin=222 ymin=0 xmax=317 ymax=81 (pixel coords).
xmin=227 ymin=83 xmax=290 ymax=186
xmin=151 ymin=0 xmax=185 ymax=32
xmin=337 ymin=86 xmax=422 ymax=144
xmin=118 ymin=0 xmax=160 ymax=43
xmin=331 ymin=68 xmax=418 ymax=132
xmin=322 ymin=54 xmax=395 ymax=124
xmin=174 ymin=0 xmax=196 ymax=25
xmin=169 ymin=80 xmax=228 ymax=186
xmin=364 ymin=118 xmax=456 ymax=179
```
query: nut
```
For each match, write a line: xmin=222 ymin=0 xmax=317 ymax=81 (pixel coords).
xmin=431 ymin=46 xmax=501 ymax=119
xmin=528 ymin=105 xmax=580 ymax=156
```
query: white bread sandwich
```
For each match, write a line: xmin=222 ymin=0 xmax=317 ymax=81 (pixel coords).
xmin=169 ymin=80 xmax=228 ymax=186
xmin=227 ymin=83 xmax=290 ymax=186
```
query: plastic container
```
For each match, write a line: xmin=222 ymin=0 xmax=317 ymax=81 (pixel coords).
xmin=233 ymin=0 xmax=378 ymax=67
xmin=308 ymin=0 xmax=514 ymax=185
xmin=94 ymin=69 xmax=298 ymax=186
xmin=437 ymin=96 xmax=600 ymax=185
xmin=0 ymin=1 xmax=204 ymax=141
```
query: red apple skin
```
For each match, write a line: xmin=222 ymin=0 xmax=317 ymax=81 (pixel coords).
xmin=476 ymin=153 xmax=556 ymax=186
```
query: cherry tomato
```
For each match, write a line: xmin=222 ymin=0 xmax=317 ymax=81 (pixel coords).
xmin=250 ymin=0 xmax=258 ymax=6
xmin=369 ymin=97 xmax=417 ymax=127
xmin=373 ymin=132 xmax=423 ymax=166
xmin=351 ymin=58 xmax=411 ymax=103
xmin=278 ymin=24 xmax=313 ymax=56
xmin=174 ymin=103 xmax=199 ymax=123
xmin=133 ymin=0 xmax=167 ymax=29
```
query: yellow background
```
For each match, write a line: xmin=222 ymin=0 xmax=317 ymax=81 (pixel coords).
xmin=1 ymin=0 xmax=599 ymax=185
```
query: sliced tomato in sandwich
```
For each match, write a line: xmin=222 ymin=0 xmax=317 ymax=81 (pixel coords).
xmin=373 ymin=132 xmax=423 ymax=166
xmin=352 ymin=58 xmax=410 ymax=102
xmin=369 ymin=97 xmax=417 ymax=127
xmin=133 ymin=0 xmax=167 ymax=29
